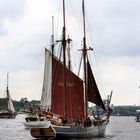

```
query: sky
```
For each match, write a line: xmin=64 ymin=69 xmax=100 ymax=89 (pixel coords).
xmin=0 ymin=0 xmax=140 ymax=106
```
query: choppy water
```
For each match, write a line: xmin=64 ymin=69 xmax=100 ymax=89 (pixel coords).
xmin=0 ymin=114 xmax=140 ymax=140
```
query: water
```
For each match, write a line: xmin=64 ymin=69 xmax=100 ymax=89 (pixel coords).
xmin=0 ymin=115 xmax=139 ymax=140
xmin=105 ymin=116 xmax=140 ymax=140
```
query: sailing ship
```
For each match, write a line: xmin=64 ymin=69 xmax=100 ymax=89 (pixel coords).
xmin=0 ymin=73 xmax=16 ymax=119
xmin=30 ymin=0 xmax=112 ymax=139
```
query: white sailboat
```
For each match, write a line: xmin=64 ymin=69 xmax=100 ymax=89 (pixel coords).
xmin=22 ymin=98 xmax=51 ymax=129
xmin=30 ymin=0 xmax=112 ymax=139
xmin=0 ymin=73 xmax=16 ymax=119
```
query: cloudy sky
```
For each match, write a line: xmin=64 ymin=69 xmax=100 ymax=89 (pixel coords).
xmin=0 ymin=0 xmax=140 ymax=106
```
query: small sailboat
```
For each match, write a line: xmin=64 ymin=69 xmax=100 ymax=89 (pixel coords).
xmin=21 ymin=98 xmax=51 ymax=129
xmin=23 ymin=118 xmax=51 ymax=129
xmin=23 ymin=109 xmax=51 ymax=129
xmin=30 ymin=0 xmax=112 ymax=139
xmin=0 ymin=73 xmax=16 ymax=119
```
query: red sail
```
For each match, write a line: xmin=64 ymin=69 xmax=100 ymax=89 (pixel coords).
xmin=52 ymin=57 xmax=85 ymax=119
xmin=87 ymin=59 xmax=106 ymax=110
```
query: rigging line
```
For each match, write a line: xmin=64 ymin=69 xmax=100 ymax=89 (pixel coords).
xmin=92 ymin=50 xmax=106 ymax=98
xmin=85 ymin=12 xmax=106 ymax=98
xmin=55 ymin=0 xmax=63 ymax=42
xmin=86 ymin=16 xmax=106 ymax=97
xmin=65 ymin=0 xmax=83 ymax=74
xmin=88 ymin=50 xmax=106 ymax=98
xmin=66 ymin=0 xmax=83 ymax=63
xmin=80 ymin=0 xmax=106 ymax=98
xmin=72 ymin=18 xmax=83 ymax=76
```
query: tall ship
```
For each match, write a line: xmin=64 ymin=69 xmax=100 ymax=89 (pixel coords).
xmin=30 ymin=0 xmax=112 ymax=139
xmin=0 ymin=73 xmax=16 ymax=119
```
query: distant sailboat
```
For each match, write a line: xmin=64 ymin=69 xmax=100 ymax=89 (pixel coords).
xmin=135 ymin=109 xmax=140 ymax=122
xmin=30 ymin=0 xmax=112 ymax=139
xmin=0 ymin=73 xmax=16 ymax=119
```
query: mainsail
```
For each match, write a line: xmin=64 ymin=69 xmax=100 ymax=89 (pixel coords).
xmin=41 ymin=48 xmax=85 ymax=119
xmin=87 ymin=59 xmax=106 ymax=110
xmin=52 ymin=55 xmax=84 ymax=119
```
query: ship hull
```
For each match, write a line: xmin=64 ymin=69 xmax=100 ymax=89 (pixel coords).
xmin=53 ymin=123 xmax=106 ymax=139
xmin=30 ymin=122 xmax=107 ymax=139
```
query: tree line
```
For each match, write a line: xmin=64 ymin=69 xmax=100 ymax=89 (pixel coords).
xmin=0 ymin=98 xmax=140 ymax=116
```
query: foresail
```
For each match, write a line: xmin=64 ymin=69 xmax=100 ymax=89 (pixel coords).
xmin=87 ymin=59 xmax=106 ymax=110
xmin=52 ymin=56 xmax=85 ymax=119
xmin=40 ymin=49 xmax=52 ymax=108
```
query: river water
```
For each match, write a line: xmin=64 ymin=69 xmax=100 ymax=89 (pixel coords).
xmin=0 ymin=114 xmax=139 ymax=140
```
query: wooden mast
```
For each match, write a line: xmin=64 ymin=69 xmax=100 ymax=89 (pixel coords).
xmin=82 ymin=0 xmax=88 ymax=118
xmin=62 ymin=0 xmax=67 ymax=117
xmin=6 ymin=73 xmax=9 ymax=95
xmin=51 ymin=16 xmax=54 ymax=56
xmin=51 ymin=16 xmax=54 ymax=110
xmin=6 ymin=73 xmax=9 ymax=111
xmin=67 ymin=36 xmax=72 ymax=70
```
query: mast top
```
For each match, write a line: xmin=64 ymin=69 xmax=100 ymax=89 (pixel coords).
xmin=6 ymin=73 xmax=9 ymax=91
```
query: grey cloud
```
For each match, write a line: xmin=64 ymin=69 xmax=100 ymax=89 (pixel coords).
xmin=0 ymin=0 xmax=25 ymax=36
xmin=0 ymin=0 xmax=25 ymax=19
xmin=85 ymin=0 xmax=140 ymax=57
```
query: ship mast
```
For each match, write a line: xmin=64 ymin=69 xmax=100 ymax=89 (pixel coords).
xmin=82 ymin=0 xmax=89 ymax=118
xmin=6 ymin=73 xmax=10 ymax=110
xmin=51 ymin=16 xmax=55 ymax=56
xmin=51 ymin=16 xmax=54 ymax=109
xmin=67 ymin=36 xmax=72 ymax=70
xmin=62 ymin=0 xmax=67 ymax=117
